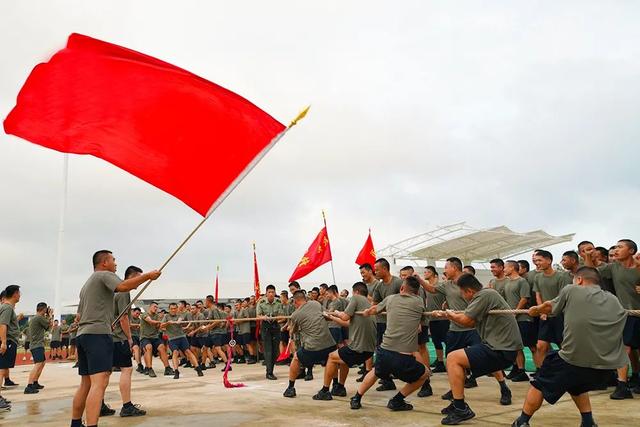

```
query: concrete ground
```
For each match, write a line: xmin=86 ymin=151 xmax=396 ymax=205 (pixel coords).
xmin=0 ymin=360 xmax=636 ymax=426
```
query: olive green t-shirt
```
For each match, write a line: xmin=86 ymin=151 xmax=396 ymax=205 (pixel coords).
xmin=238 ymin=308 xmax=251 ymax=334
xmin=29 ymin=314 xmax=50 ymax=349
xmin=365 ymin=279 xmax=379 ymax=298
xmin=289 ymin=300 xmax=335 ymax=351
xmin=130 ymin=317 xmax=140 ymax=337
xmin=426 ymin=282 xmax=446 ymax=312
xmin=503 ymin=277 xmax=532 ymax=322
xmin=69 ymin=323 xmax=78 ymax=339
xmin=489 ymin=277 xmax=509 ymax=299
xmin=0 ymin=303 xmax=20 ymax=343
xmin=256 ymin=299 xmax=283 ymax=318
xmin=192 ymin=312 xmax=208 ymax=337
xmin=418 ymin=287 xmax=429 ymax=326
xmin=328 ymin=297 xmax=348 ymax=329
xmin=112 ymin=291 xmax=131 ymax=342
xmin=162 ymin=313 xmax=186 ymax=339
xmin=210 ymin=309 xmax=227 ymax=335
xmin=140 ymin=312 xmax=161 ymax=339
xmin=551 ymin=284 xmax=628 ymax=369
xmin=598 ymin=262 xmax=640 ymax=310
xmin=533 ymin=270 xmax=570 ymax=304
xmin=373 ymin=276 xmax=403 ymax=324
xmin=377 ymin=293 xmax=424 ymax=353
xmin=77 ymin=271 xmax=122 ymax=336
xmin=344 ymin=294 xmax=376 ymax=353
xmin=24 ymin=321 xmax=32 ymax=342
xmin=435 ymin=280 xmax=473 ymax=332
xmin=525 ymin=270 xmax=540 ymax=301
xmin=464 ymin=288 xmax=523 ymax=351
xmin=51 ymin=325 xmax=62 ymax=341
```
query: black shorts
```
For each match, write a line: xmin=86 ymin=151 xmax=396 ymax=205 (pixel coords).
xmin=464 ymin=344 xmax=517 ymax=378
xmin=518 ymin=321 xmax=537 ymax=348
xmin=330 ymin=328 xmax=343 ymax=344
xmin=211 ymin=335 xmax=225 ymax=347
xmin=70 ymin=338 xmax=77 ymax=346
xmin=131 ymin=336 xmax=140 ymax=347
xmin=280 ymin=330 xmax=290 ymax=344
xmin=140 ymin=337 xmax=163 ymax=353
xmin=538 ymin=316 xmax=564 ymax=345
xmin=31 ymin=346 xmax=46 ymax=363
xmin=430 ymin=320 xmax=449 ymax=350
xmin=376 ymin=323 xmax=387 ymax=346
xmin=446 ymin=330 xmax=481 ymax=355
xmin=375 ymin=347 xmax=425 ymax=383
xmin=168 ymin=337 xmax=190 ymax=352
xmin=296 ymin=345 xmax=336 ymax=368
xmin=250 ymin=327 xmax=257 ymax=342
xmin=342 ymin=327 xmax=349 ymax=340
xmin=24 ymin=341 xmax=30 ymax=351
xmin=338 ymin=346 xmax=373 ymax=367
xmin=77 ymin=334 xmax=113 ymax=376
xmin=113 ymin=341 xmax=133 ymax=368
xmin=237 ymin=333 xmax=251 ymax=345
xmin=623 ymin=316 xmax=640 ymax=349
xmin=532 ymin=351 xmax=615 ymax=404
xmin=50 ymin=340 xmax=61 ymax=349
xmin=418 ymin=326 xmax=429 ymax=345
xmin=0 ymin=340 xmax=17 ymax=369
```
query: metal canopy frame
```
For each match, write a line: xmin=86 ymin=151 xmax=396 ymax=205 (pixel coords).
xmin=378 ymin=222 xmax=574 ymax=265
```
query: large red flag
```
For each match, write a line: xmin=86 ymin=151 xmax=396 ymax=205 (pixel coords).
xmin=3 ymin=33 xmax=285 ymax=216
xmin=289 ymin=227 xmax=332 ymax=282
xmin=355 ymin=230 xmax=377 ymax=267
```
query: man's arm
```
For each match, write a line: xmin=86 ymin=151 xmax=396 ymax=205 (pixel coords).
xmin=444 ymin=310 xmax=476 ymax=328
xmin=325 ymin=312 xmax=350 ymax=327
xmin=115 ymin=270 xmax=162 ymax=293
xmin=0 ymin=324 xmax=7 ymax=354
xmin=516 ymin=297 xmax=528 ymax=310
xmin=119 ymin=315 xmax=132 ymax=343
xmin=414 ymin=273 xmax=437 ymax=294
xmin=528 ymin=301 xmax=553 ymax=317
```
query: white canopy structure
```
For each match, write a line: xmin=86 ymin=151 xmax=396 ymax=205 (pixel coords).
xmin=378 ymin=222 xmax=574 ymax=266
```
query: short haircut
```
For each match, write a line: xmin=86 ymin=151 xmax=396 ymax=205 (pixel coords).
xmin=595 ymin=246 xmax=609 ymax=259
xmin=311 ymin=287 xmax=320 ymax=293
xmin=578 ymin=241 xmax=594 ymax=250
xmin=196 ymin=300 xmax=203 ymax=304
xmin=280 ymin=290 xmax=288 ymax=296
xmin=575 ymin=266 xmax=601 ymax=284
xmin=235 ymin=299 xmax=243 ymax=304
xmin=446 ymin=257 xmax=463 ymax=271
xmin=179 ymin=300 xmax=188 ymax=306
xmin=124 ymin=265 xmax=143 ymax=279
xmin=169 ymin=302 xmax=178 ymax=308
xmin=36 ymin=302 xmax=48 ymax=312
xmin=375 ymin=258 xmax=390 ymax=271
xmin=400 ymin=266 xmax=415 ymax=273
xmin=517 ymin=260 xmax=530 ymax=272
xmin=562 ymin=251 xmax=579 ymax=263
xmin=4 ymin=285 xmax=20 ymax=299
xmin=266 ymin=284 xmax=276 ymax=292
xmin=619 ymin=239 xmax=638 ymax=255
xmin=319 ymin=283 xmax=328 ymax=289
xmin=133 ymin=307 xmax=141 ymax=312
xmin=489 ymin=258 xmax=504 ymax=267
xmin=0 ymin=290 xmax=5 ymax=300
xmin=359 ymin=263 xmax=373 ymax=272
xmin=293 ymin=290 xmax=306 ymax=301
xmin=328 ymin=284 xmax=339 ymax=294
xmin=505 ymin=260 xmax=519 ymax=270
xmin=150 ymin=301 xmax=159 ymax=306
xmin=288 ymin=281 xmax=301 ymax=289
xmin=92 ymin=250 xmax=112 ymax=268
xmin=609 ymin=245 xmax=617 ymax=251
xmin=206 ymin=295 xmax=214 ymax=303
xmin=425 ymin=266 xmax=438 ymax=276
xmin=463 ymin=265 xmax=476 ymax=275
xmin=342 ymin=289 xmax=349 ymax=296
xmin=403 ymin=276 xmax=420 ymax=294
xmin=536 ymin=250 xmax=553 ymax=261
xmin=456 ymin=273 xmax=483 ymax=291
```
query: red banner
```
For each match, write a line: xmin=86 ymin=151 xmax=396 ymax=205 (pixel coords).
xmin=289 ymin=226 xmax=332 ymax=282
xmin=355 ymin=230 xmax=377 ymax=267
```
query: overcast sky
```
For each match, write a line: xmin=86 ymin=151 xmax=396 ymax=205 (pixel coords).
xmin=1 ymin=1 xmax=639 ymax=314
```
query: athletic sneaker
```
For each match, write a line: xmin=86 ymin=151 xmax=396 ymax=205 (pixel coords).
xmin=331 ymin=384 xmax=347 ymax=397
xmin=296 ymin=370 xmax=306 ymax=380
xmin=195 ymin=366 xmax=204 ymax=377
xmin=580 ymin=422 xmax=598 ymax=427
xmin=355 ymin=371 xmax=368 ymax=383
xmin=505 ymin=368 xmax=517 ymax=380
xmin=208 ymin=361 xmax=217 ymax=369
xmin=417 ymin=381 xmax=433 ymax=397
xmin=136 ymin=364 xmax=144 ymax=374
xmin=4 ymin=379 xmax=18 ymax=387
xmin=0 ymin=396 xmax=11 ymax=404
xmin=164 ymin=367 xmax=174 ymax=376
xmin=387 ymin=398 xmax=413 ymax=411
xmin=376 ymin=379 xmax=396 ymax=391
xmin=221 ymin=365 xmax=232 ymax=372
xmin=100 ymin=402 xmax=116 ymax=417
xmin=511 ymin=371 xmax=530 ymax=382
xmin=312 ymin=389 xmax=333 ymax=401
xmin=633 ymin=384 xmax=640 ymax=394
xmin=464 ymin=376 xmax=478 ymax=388
xmin=500 ymin=388 xmax=512 ymax=405
xmin=24 ymin=385 xmax=39 ymax=394
xmin=432 ymin=361 xmax=447 ymax=373
xmin=441 ymin=402 xmax=455 ymax=415
xmin=283 ymin=387 xmax=296 ymax=398
xmin=441 ymin=403 xmax=476 ymax=425
xmin=33 ymin=382 xmax=44 ymax=390
xmin=0 ymin=401 xmax=10 ymax=413
xmin=173 ymin=369 xmax=180 ymax=380
xmin=147 ymin=368 xmax=157 ymax=378
xmin=349 ymin=396 xmax=362 ymax=409
xmin=441 ymin=390 xmax=453 ymax=400
xmin=120 ymin=403 xmax=146 ymax=417
xmin=610 ymin=381 xmax=633 ymax=400
xmin=511 ymin=421 xmax=530 ymax=427
xmin=304 ymin=372 xmax=313 ymax=381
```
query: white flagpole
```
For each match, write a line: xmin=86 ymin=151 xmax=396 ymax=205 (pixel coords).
xmin=53 ymin=154 xmax=69 ymax=321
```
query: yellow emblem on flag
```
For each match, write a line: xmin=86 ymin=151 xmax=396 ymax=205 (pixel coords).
xmin=298 ymin=256 xmax=310 ymax=267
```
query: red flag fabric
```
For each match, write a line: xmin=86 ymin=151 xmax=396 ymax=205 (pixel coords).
xmin=355 ymin=230 xmax=377 ymax=267
xmin=289 ymin=227 xmax=332 ymax=282
xmin=3 ymin=33 xmax=286 ymax=216
xmin=276 ymin=339 xmax=292 ymax=362
xmin=214 ymin=269 xmax=219 ymax=304
xmin=253 ymin=246 xmax=261 ymax=300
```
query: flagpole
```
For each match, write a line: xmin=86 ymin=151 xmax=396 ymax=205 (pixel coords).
xmin=113 ymin=105 xmax=311 ymax=327
xmin=322 ymin=210 xmax=337 ymax=286
xmin=53 ymin=154 xmax=69 ymax=321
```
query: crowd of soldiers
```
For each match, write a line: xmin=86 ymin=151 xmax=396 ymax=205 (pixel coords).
xmin=0 ymin=238 xmax=638 ymax=426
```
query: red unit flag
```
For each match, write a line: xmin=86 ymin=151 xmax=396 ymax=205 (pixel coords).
xmin=355 ymin=229 xmax=377 ymax=267
xmin=289 ymin=227 xmax=332 ymax=282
